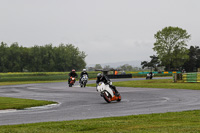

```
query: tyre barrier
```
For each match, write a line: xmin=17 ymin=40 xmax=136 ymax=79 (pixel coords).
xmin=107 ymin=74 xmax=132 ymax=79
xmin=182 ymin=72 xmax=200 ymax=83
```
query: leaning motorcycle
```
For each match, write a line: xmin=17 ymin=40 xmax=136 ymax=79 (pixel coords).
xmin=96 ymin=82 xmax=121 ymax=103
xmin=69 ymin=76 xmax=76 ymax=87
xmin=80 ymin=74 xmax=88 ymax=87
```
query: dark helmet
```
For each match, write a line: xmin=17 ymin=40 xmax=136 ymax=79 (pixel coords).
xmin=97 ymin=73 xmax=102 ymax=78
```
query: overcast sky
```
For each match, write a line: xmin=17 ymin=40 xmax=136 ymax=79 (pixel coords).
xmin=0 ymin=0 xmax=200 ymax=65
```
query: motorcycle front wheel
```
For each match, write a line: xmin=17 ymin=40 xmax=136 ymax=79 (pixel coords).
xmin=83 ymin=82 xmax=86 ymax=87
xmin=80 ymin=83 xmax=83 ymax=87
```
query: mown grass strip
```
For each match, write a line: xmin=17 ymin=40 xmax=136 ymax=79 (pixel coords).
xmin=0 ymin=78 xmax=96 ymax=86
xmin=0 ymin=80 xmax=67 ymax=86
xmin=88 ymin=79 xmax=200 ymax=90
xmin=0 ymin=72 xmax=99 ymax=82
xmin=0 ymin=110 xmax=200 ymax=132
xmin=0 ymin=97 xmax=57 ymax=110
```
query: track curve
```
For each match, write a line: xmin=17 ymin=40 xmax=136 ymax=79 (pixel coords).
xmin=1 ymin=77 xmax=200 ymax=125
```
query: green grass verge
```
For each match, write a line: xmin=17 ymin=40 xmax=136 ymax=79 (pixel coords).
xmin=0 ymin=97 xmax=57 ymax=110
xmin=0 ymin=80 xmax=67 ymax=86
xmin=88 ymin=79 xmax=200 ymax=90
xmin=0 ymin=72 xmax=99 ymax=82
xmin=0 ymin=110 xmax=200 ymax=132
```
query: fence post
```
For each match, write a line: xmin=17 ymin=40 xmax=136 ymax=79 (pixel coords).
xmin=173 ymin=73 xmax=177 ymax=83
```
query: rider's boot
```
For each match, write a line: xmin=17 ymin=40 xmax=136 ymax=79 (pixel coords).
xmin=110 ymin=85 xmax=120 ymax=96
xmin=115 ymin=91 xmax=120 ymax=96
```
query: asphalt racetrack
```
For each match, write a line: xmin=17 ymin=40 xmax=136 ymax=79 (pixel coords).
xmin=1 ymin=77 xmax=200 ymax=125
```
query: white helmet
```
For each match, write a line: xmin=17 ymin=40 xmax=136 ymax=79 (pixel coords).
xmin=83 ymin=69 xmax=86 ymax=72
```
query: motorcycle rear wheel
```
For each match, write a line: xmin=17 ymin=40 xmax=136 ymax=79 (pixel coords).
xmin=103 ymin=92 xmax=112 ymax=103
xmin=117 ymin=95 xmax=121 ymax=102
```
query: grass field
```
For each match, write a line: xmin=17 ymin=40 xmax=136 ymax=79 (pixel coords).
xmin=0 ymin=80 xmax=67 ymax=86
xmin=88 ymin=79 xmax=200 ymax=90
xmin=0 ymin=110 xmax=200 ymax=133
xmin=0 ymin=97 xmax=57 ymax=110
xmin=0 ymin=72 xmax=99 ymax=82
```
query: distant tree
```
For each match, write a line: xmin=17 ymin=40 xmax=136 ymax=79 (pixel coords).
xmin=119 ymin=64 xmax=133 ymax=71
xmin=0 ymin=42 xmax=87 ymax=72
xmin=66 ymin=44 xmax=86 ymax=71
xmin=132 ymin=67 xmax=141 ymax=71
xmin=87 ymin=67 xmax=95 ymax=71
xmin=141 ymin=55 xmax=160 ymax=71
xmin=141 ymin=61 xmax=149 ymax=69
xmin=5 ymin=43 xmax=22 ymax=72
xmin=103 ymin=65 xmax=111 ymax=70
xmin=0 ymin=42 xmax=9 ymax=72
xmin=183 ymin=46 xmax=200 ymax=72
xmin=196 ymin=47 xmax=200 ymax=70
xmin=153 ymin=26 xmax=190 ymax=71
xmin=53 ymin=44 xmax=86 ymax=71
xmin=94 ymin=64 xmax=102 ymax=70
xmin=20 ymin=47 xmax=30 ymax=72
xmin=54 ymin=44 xmax=70 ymax=72
xmin=40 ymin=44 xmax=55 ymax=71
xmin=149 ymin=55 xmax=160 ymax=71
xmin=27 ymin=45 xmax=42 ymax=71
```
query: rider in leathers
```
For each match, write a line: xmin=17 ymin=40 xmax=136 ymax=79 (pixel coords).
xmin=96 ymin=73 xmax=119 ymax=96
xmin=68 ymin=69 xmax=78 ymax=84
xmin=79 ymin=69 xmax=89 ymax=83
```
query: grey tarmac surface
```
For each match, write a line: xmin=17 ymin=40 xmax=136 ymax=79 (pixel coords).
xmin=1 ymin=77 xmax=200 ymax=125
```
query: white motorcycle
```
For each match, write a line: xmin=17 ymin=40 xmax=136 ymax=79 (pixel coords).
xmin=146 ymin=73 xmax=154 ymax=79
xmin=96 ymin=82 xmax=121 ymax=103
xmin=80 ymin=74 xmax=88 ymax=87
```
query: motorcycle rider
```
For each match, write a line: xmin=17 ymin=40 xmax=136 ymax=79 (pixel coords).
xmin=68 ymin=69 xmax=78 ymax=84
xmin=149 ymin=72 xmax=153 ymax=79
xmin=79 ymin=69 xmax=89 ymax=83
xmin=146 ymin=71 xmax=154 ymax=79
xmin=96 ymin=73 xmax=119 ymax=96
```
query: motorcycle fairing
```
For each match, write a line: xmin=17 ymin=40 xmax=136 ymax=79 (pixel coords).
xmin=96 ymin=82 xmax=114 ymax=97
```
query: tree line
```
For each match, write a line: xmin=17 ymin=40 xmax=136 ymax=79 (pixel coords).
xmin=141 ymin=26 xmax=200 ymax=72
xmin=0 ymin=42 xmax=87 ymax=72
xmin=87 ymin=64 xmax=141 ymax=72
